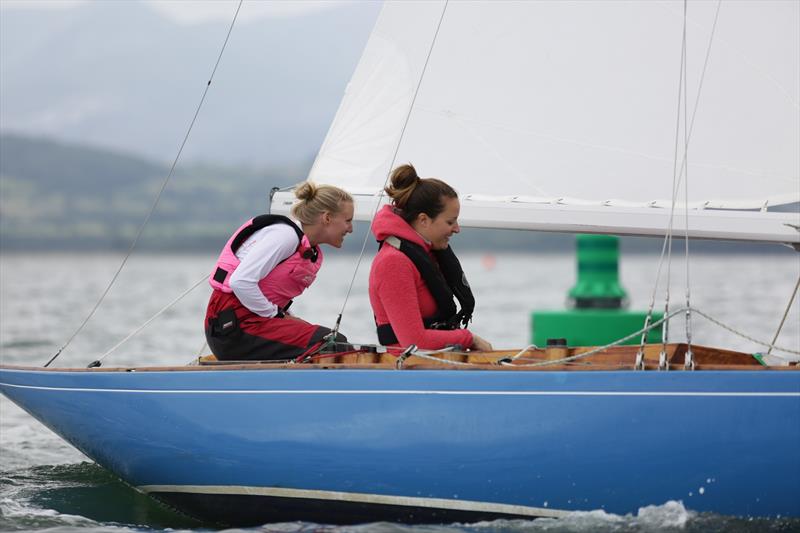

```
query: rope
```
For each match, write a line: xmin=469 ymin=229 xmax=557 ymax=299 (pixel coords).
xmin=680 ymin=0 xmax=695 ymax=369
xmin=397 ymin=351 xmax=476 ymax=368
xmin=392 ymin=304 xmax=800 ymax=369
xmin=510 ymin=344 xmax=539 ymax=361
xmin=87 ymin=275 xmax=209 ymax=367
xmin=691 ymin=308 xmax=800 ymax=356
xmin=639 ymin=0 xmax=722 ymax=363
xmin=44 ymin=0 xmax=244 ymax=368
xmin=767 ymin=275 xmax=800 ymax=356
xmin=660 ymin=5 xmax=689 ymax=357
xmin=326 ymin=0 xmax=451 ymax=340
xmin=186 ymin=339 xmax=210 ymax=366
xmin=302 ymin=303 xmax=798 ymax=369
xmin=510 ymin=309 xmax=685 ymax=368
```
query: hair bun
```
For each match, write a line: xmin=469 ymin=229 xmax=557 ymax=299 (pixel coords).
xmin=295 ymin=181 xmax=318 ymax=202
xmin=385 ymin=164 xmax=420 ymax=208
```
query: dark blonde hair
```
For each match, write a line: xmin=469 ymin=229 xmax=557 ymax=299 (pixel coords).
xmin=384 ymin=164 xmax=457 ymax=224
xmin=291 ymin=181 xmax=353 ymax=225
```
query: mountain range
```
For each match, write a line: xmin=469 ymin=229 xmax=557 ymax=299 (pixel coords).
xmin=0 ymin=132 xmax=306 ymax=250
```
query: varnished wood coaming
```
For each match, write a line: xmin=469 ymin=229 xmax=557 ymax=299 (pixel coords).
xmin=2 ymin=344 xmax=795 ymax=373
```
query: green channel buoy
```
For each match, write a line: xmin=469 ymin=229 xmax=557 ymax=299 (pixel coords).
xmin=531 ymin=234 xmax=663 ymax=347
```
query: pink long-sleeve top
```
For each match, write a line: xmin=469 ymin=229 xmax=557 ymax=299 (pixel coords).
xmin=368 ymin=205 xmax=473 ymax=350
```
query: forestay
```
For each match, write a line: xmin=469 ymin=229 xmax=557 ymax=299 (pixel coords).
xmin=272 ymin=0 xmax=800 ymax=244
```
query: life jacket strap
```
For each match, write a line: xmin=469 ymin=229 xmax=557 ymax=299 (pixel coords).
xmin=212 ymin=266 xmax=228 ymax=284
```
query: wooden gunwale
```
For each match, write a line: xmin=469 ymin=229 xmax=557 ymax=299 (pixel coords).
xmin=2 ymin=344 xmax=794 ymax=373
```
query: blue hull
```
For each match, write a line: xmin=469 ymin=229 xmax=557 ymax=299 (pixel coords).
xmin=1 ymin=366 xmax=799 ymax=524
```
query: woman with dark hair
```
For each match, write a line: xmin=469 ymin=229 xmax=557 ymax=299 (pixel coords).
xmin=369 ymin=164 xmax=493 ymax=351
xmin=205 ymin=182 xmax=353 ymax=361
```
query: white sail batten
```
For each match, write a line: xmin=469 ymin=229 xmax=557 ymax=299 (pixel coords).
xmin=273 ymin=0 xmax=800 ymax=243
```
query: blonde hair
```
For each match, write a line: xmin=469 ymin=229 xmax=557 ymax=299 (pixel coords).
xmin=384 ymin=164 xmax=457 ymax=223
xmin=291 ymin=181 xmax=353 ymax=225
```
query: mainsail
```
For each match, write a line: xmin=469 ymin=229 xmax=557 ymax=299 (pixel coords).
xmin=272 ymin=0 xmax=799 ymax=244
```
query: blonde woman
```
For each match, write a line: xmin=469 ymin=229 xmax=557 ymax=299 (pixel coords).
xmin=205 ymin=182 xmax=353 ymax=360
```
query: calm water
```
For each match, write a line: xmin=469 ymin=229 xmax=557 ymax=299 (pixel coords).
xmin=1 ymin=252 xmax=799 ymax=532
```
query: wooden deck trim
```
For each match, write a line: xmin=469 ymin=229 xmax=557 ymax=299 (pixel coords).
xmin=1 ymin=344 xmax=794 ymax=373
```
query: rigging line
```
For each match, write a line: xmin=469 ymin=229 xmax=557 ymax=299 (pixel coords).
xmin=328 ymin=0 xmax=451 ymax=337
xmin=669 ymin=0 xmax=723 ymax=210
xmin=641 ymin=4 xmax=689 ymax=359
xmin=641 ymin=0 xmax=722 ymax=356
xmin=399 ymin=311 xmax=684 ymax=370
xmin=682 ymin=0 xmax=694 ymax=367
xmin=514 ymin=308 xmax=688 ymax=368
xmin=44 ymin=0 xmax=244 ymax=368
xmin=690 ymin=308 xmax=800 ymax=356
xmin=767 ymin=274 xmax=800 ymax=356
xmin=185 ymin=339 xmax=210 ymax=366
xmin=663 ymin=1 xmax=690 ymax=345
xmin=197 ymin=339 xmax=209 ymax=358
xmin=656 ymin=0 xmax=797 ymax=110
xmin=88 ymin=274 xmax=209 ymax=367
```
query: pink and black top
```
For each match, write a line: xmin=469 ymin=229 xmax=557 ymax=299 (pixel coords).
xmin=368 ymin=205 xmax=474 ymax=350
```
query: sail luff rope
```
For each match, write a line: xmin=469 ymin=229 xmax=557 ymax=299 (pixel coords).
xmin=89 ymin=275 xmax=209 ymax=367
xmin=767 ymin=275 xmax=800 ymax=357
xmin=44 ymin=0 xmax=244 ymax=368
xmin=327 ymin=0 xmax=451 ymax=339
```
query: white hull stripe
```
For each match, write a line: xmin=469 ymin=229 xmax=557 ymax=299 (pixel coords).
xmin=1 ymin=383 xmax=798 ymax=397
xmin=139 ymin=484 xmax=569 ymax=518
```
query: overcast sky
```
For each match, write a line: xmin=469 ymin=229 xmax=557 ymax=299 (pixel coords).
xmin=0 ymin=0 xmax=351 ymax=23
xmin=0 ymin=0 xmax=382 ymax=165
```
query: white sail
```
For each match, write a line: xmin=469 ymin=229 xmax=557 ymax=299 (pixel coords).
xmin=272 ymin=0 xmax=800 ymax=244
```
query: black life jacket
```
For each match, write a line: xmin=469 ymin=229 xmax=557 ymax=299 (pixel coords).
xmin=211 ymin=214 xmax=317 ymax=286
xmin=375 ymin=236 xmax=475 ymax=345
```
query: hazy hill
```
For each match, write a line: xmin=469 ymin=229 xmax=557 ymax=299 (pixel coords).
xmin=0 ymin=133 xmax=306 ymax=250
xmin=1 ymin=133 xmax=795 ymax=255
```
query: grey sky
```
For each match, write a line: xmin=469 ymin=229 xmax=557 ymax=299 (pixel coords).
xmin=0 ymin=0 xmax=382 ymax=165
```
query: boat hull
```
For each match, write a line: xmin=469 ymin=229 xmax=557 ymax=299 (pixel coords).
xmin=1 ymin=366 xmax=798 ymax=525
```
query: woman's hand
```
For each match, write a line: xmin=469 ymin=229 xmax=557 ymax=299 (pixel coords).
xmin=470 ymin=334 xmax=493 ymax=352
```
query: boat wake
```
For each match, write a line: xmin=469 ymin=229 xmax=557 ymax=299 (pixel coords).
xmin=0 ymin=462 xmax=200 ymax=531
xmin=1 ymin=464 xmax=798 ymax=532
xmin=252 ymin=502 xmax=799 ymax=532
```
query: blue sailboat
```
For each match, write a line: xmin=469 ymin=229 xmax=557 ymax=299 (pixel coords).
xmin=2 ymin=0 xmax=799 ymax=526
